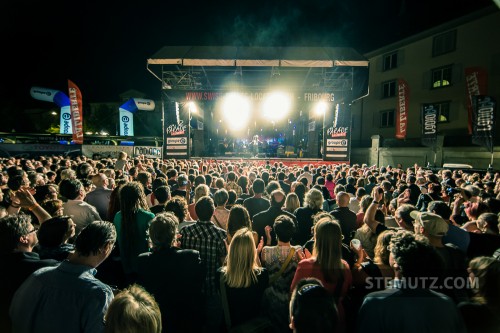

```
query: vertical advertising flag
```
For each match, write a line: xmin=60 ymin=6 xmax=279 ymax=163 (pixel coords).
xmin=465 ymin=67 xmax=488 ymax=134
xmin=68 ymin=80 xmax=84 ymax=144
xmin=472 ymin=95 xmax=496 ymax=153
xmin=119 ymin=110 xmax=134 ymax=136
xmin=396 ymin=79 xmax=409 ymax=139
xmin=421 ymin=104 xmax=438 ymax=148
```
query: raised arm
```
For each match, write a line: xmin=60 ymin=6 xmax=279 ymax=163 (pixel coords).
xmin=363 ymin=186 xmax=384 ymax=233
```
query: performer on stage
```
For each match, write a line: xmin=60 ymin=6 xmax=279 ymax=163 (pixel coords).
xmin=250 ymin=135 xmax=261 ymax=157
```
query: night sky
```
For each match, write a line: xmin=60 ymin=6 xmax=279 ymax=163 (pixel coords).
xmin=0 ymin=0 xmax=494 ymax=130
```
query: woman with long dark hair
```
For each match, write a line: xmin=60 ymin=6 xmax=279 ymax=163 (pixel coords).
xmin=113 ymin=182 xmax=154 ymax=281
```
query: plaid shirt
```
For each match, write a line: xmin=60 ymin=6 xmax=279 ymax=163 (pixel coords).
xmin=180 ymin=220 xmax=227 ymax=296
xmin=225 ymin=181 xmax=243 ymax=197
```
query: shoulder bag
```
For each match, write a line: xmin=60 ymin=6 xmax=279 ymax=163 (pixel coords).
xmin=269 ymin=247 xmax=296 ymax=284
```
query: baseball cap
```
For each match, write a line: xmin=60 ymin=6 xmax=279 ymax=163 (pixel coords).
xmin=410 ymin=211 xmax=449 ymax=236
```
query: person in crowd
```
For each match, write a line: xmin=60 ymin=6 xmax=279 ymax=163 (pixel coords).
xmin=217 ymin=228 xmax=269 ymax=330
xmin=41 ymin=198 xmax=64 ymax=217
xmin=171 ymin=173 xmax=189 ymax=199
xmin=261 ymin=215 xmax=303 ymax=333
xmin=188 ymin=184 xmax=210 ymax=221
xmin=458 ymin=256 xmax=500 ymax=333
xmin=293 ymin=182 xmax=307 ymax=207
xmin=289 ymin=278 xmax=338 ymax=333
xmin=225 ymin=189 xmax=237 ymax=210
xmin=415 ymin=182 xmax=442 ymax=212
xmin=284 ymin=192 xmax=300 ymax=214
xmin=104 ymin=284 xmax=162 ymax=333
xmin=475 ymin=212 xmax=500 ymax=235
xmin=353 ymin=200 xmax=386 ymax=259
xmin=85 ymin=173 xmax=112 ymax=220
xmin=107 ymin=179 xmax=127 ymax=221
xmin=348 ymin=187 xmax=366 ymax=214
xmin=461 ymin=201 xmax=491 ymax=231
xmin=294 ymin=188 xmax=324 ymax=246
xmin=357 ymin=230 xmax=466 ymax=333
xmin=10 ymin=221 xmax=116 ymax=333
xmin=36 ymin=215 xmax=76 ymax=261
xmin=243 ymin=178 xmax=270 ymax=219
xmin=253 ymin=189 xmax=297 ymax=246
xmin=146 ymin=177 xmax=168 ymax=208
xmin=149 ymin=185 xmax=171 ymax=215
xmin=278 ymin=172 xmax=291 ymax=195
xmin=136 ymin=171 xmax=153 ymax=196
xmin=137 ymin=213 xmax=204 ymax=333
xmin=180 ymin=196 xmax=226 ymax=332
xmin=0 ymin=214 xmax=59 ymax=332
xmin=225 ymin=171 xmax=242 ymax=197
xmin=113 ymin=181 xmax=154 ymax=282
xmin=331 ymin=191 xmax=357 ymax=244
xmin=212 ymin=188 xmax=230 ymax=230
xmin=165 ymin=196 xmax=194 ymax=230
xmin=227 ymin=204 xmax=259 ymax=245
xmin=325 ymin=173 xmax=336 ymax=200
xmin=59 ymin=178 xmax=101 ymax=237
xmin=291 ymin=219 xmax=352 ymax=329
xmin=33 ymin=184 xmax=58 ymax=204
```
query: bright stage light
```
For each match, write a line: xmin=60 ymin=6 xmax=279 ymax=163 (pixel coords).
xmin=187 ymin=101 xmax=197 ymax=113
xmin=221 ymin=92 xmax=251 ymax=131
xmin=262 ymin=92 xmax=291 ymax=121
xmin=315 ymin=101 xmax=328 ymax=115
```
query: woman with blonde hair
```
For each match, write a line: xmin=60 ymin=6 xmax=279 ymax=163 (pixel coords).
xmin=291 ymin=218 xmax=352 ymax=329
xmin=284 ymin=192 xmax=300 ymax=214
xmin=187 ymin=184 xmax=209 ymax=220
xmin=105 ymin=284 xmax=161 ymax=333
xmin=217 ymin=228 xmax=270 ymax=330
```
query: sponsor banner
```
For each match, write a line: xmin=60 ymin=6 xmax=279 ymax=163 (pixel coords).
xmin=166 ymin=90 xmax=335 ymax=103
xmin=166 ymin=137 xmax=188 ymax=145
xmin=197 ymin=120 xmax=204 ymax=130
xmin=68 ymin=80 xmax=84 ymax=144
xmin=166 ymin=121 xmax=187 ymax=136
xmin=472 ymin=95 xmax=496 ymax=153
xmin=421 ymin=104 xmax=438 ymax=148
xmin=134 ymin=146 xmax=162 ymax=158
xmin=327 ymin=139 xmax=348 ymax=147
xmin=308 ymin=121 xmax=315 ymax=132
xmin=326 ymin=147 xmax=348 ymax=152
xmin=323 ymin=103 xmax=351 ymax=162
xmin=119 ymin=98 xmax=156 ymax=113
xmin=60 ymin=105 xmax=73 ymax=134
xmin=167 ymin=145 xmax=188 ymax=150
xmin=30 ymin=87 xmax=70 ymax=107
xmin=465 ymin=67 xmax=488 ymax=134
xmin=326 ymin=154 xmax=348 ymax=158
xmin=165 ymin=151 xmax=188 ymax=156
xmin=396 ymin=79 xmax=409 ymax=139
xmin=119 ymin=109 xmax=134 ymax=136
xmin=82 ymin=145 xmax=133 ymax=158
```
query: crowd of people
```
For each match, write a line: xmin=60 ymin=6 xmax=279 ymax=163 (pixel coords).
xmin=1 ymin=152 xmax=500 ymax=333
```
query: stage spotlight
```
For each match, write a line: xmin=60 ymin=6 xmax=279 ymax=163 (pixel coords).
xmin=262 ymin=92 xmax=291 ymax=121
xmin=187 ymin=101 xmax=197 ymax=113
xmin=315 ymin=101 xmax=328 ymax=115
xmin=222 ymin=92 xmax=251 ymax=131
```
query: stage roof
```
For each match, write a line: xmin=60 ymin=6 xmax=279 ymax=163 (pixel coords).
xmin=147 ymin=46 xmax=369 ymax=96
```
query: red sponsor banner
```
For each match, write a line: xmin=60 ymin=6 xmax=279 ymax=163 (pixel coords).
xmin=396 ymin=79 xmax=409 ymax=139
xmin=465 ymin=67 xmax=488 ymax=134
xmin=68 ymin=80 xmax=84 ymax=144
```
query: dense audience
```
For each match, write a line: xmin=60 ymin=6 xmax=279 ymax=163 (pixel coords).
xmin=1 ymin=154 xmax=500 ymax=332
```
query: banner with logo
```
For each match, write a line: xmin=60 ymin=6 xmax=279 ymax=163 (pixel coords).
xmin=119 ymin=110 xmax=134 ymax=136
xmin=324 ymin=103 xmax=350 ymax=162
xmin=30 ymin=86 xmax=72 ymax=134
xmin=118 ymin=98 xmax=156 ymax=136
xmin=472 ymin=95 xmax=496 ymax=153
xmin=396 ymin=79 xmax=409 ymax=139
xmin=68 ymin=80 xmax=84 ymax=144
xmin=465 ymin=67 xmax=488 ymax=134
xmin=421 ymin=104 xmax=438 ymax=148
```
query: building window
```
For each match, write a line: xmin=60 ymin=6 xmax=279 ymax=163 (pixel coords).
xmin=383 ymin=52 xmax=398 ymax=71
xmin=380 ymin=109 xmax=395 ymax=128
xmin=382 ymin=80 xmax=397 ymax=98
xmin=432 ymin=30 xmax=457 ymax=57
xmin=435 ymin=101 xmax=450 ymax=123
xmin=431 ymin=65 xmax=452 ymax=88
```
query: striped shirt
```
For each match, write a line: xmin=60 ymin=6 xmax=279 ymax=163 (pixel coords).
xmin=180 ymin=220 xmax=227 ymax=296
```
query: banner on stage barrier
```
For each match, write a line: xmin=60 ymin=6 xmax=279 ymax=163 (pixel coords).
xmin=323 ymin=103 xmax=351 ymax=162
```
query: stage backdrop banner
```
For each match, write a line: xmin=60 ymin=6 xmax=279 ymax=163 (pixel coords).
xmin=324 ymin=103 xmax=350 ymax=162
xmin=421 ymin=104 xmax=438 ymax=148
xmin=472 ymin=95 xmax=496 ymax=153
xmin=68 ymin=80 xmax=84 ymax=144
xmin=465 ymin=67 xmax=488 ymax=134
xmin=396 ymin=79 xmax=409 ymax=139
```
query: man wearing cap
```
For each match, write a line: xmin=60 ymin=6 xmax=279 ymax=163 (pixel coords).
xmin=411 ymin=211 xmax=468 ymax=302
